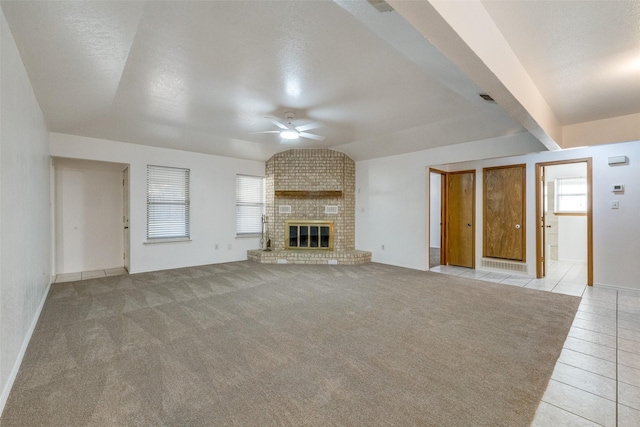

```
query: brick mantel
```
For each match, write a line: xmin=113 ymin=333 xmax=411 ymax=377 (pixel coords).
xmin=273 ymin=190 xmax=343 ymax=198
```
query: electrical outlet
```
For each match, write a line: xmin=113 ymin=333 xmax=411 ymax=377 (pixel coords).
xmin=215 ymin=244 xmax=219 ymax=250
xmin=382 ymin=244 xmax=385 ymax=250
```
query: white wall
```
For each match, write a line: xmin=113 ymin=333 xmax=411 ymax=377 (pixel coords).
xmin=558 ymin=216 xmax=587 ymax=262
xmin=50 ymin=133 xmax=265 ymax=274
xmin=356 ymin=132 xmax=545 ymax=269
xmin=54 ymin=159 xmax=125 ymax=273
xmin=0 ymin=10 xmax=51 ymax=414
xmin=356 ymin=133 xmax=640 ymax=290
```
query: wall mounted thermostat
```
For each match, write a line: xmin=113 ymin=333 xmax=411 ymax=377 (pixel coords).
xmin=612 ymin=184 xmax=624 ymax=193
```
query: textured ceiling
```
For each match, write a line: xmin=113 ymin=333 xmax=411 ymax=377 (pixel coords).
xmin=482 ymin=0 xmax=640 ymax=125
xmin=2 ymin=1 xmax=638 ymax=161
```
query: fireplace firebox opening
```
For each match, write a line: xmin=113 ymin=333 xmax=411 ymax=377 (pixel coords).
xmin=285 ymin=220 xmax=334 ymax=250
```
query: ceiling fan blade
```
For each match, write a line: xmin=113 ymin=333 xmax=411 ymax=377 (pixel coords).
xmin=295 ymin=121 xmax=324 ymax=132
xmin=265 ymin=116 xmax=289 ymax=130
xmin=299 ymin=132 xmax=325 ymax=141
xmin=250 ymin=130 xmax=280 ymax=134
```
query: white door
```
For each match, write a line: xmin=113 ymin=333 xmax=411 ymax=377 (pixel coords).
xmin=123 ymin=167 xmax=130 ymax=272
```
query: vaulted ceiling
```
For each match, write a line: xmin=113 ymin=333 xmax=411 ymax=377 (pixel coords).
xmin=2 ymin=0 xmax=639 ymax=161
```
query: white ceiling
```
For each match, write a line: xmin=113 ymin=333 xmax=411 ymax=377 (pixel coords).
xmin=482 ymin=0 xmax=640 ymax=125
xmin=2 ymin=1 xmax=638 ymax=162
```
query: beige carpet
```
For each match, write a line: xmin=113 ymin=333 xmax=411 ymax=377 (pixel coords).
xmin=1 ymin=262 xmax=579 ymax=426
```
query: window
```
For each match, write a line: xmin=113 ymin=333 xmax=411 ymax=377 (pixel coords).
xmin=554 ymin=177 xmax=587 ymax=214
xmin=236 ymin=175 xmax=265 ymax=236
xmin=147 ymin=165 xmax=190 ymax=240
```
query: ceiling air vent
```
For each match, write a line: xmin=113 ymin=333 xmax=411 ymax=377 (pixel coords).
xmin=479 ymin=93 xmax=496 ymax=103
xmin=367 ymin=0 xmax=394 ymax=13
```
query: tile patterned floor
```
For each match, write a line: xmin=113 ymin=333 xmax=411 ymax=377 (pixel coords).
xmin=431 ymin=260 xmax=640 ymax=426
xmin=54 ymin=267 xmax=128 ymax=283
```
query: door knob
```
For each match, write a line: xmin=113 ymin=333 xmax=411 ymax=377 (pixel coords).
xmin=124 ymin=226 xmax=129 ymax=229
xmin=467 ymin=223 xmax=471 ymax=227
xmin=546 ymin=225 xmax=551 ymax=228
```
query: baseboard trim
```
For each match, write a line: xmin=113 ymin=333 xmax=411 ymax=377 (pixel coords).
xmin=594 ymin=282 xmax=640 ymax=293
xmin=0 ymin=278 xmax=52 ymax=417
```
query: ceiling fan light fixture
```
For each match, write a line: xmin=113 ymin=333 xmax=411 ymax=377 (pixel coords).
xmin=280 ymin=129 xmax=300 ymax=140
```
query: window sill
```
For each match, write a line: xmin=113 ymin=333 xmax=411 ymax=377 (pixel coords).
xmin=144 ymin=238 xmax=192 ymax=245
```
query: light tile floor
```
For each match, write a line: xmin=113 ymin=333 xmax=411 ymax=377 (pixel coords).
xmin=431 ymin=260 xmax=640 ymax=426
xmin=54 ymin=267 xmax=128 ymax=283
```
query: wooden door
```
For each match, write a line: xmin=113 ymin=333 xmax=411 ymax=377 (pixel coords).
xmin=447 ymin=171 xmax=475 ymax=268
xmin=483 ymin=165 xmax=526 ymax=261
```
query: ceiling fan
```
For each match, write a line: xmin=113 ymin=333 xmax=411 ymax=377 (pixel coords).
xmin=255 ymin=112 xmax=325 ymax=141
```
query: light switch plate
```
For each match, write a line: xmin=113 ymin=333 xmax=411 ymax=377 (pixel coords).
xmin=612 ymin=200 xmax=619 ymax=209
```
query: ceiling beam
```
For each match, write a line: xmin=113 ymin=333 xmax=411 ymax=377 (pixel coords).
xmin=388 ymin=0 xmax=562 ymax=151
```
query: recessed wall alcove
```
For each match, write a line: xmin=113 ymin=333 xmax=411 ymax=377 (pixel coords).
xmin=247 ymin=149 xmax=371 ymax=265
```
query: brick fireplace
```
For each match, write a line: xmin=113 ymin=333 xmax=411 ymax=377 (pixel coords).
xmin=247 ymin=149 xmax=371 ymax=265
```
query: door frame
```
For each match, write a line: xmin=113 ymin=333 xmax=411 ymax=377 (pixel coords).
xmin=535 ymin=158 xmax=593 ymax=285
xmin=429 ymin=168 xmax=448 ymax=266
xmin=123 ymin=167 xmax=130 ymax=272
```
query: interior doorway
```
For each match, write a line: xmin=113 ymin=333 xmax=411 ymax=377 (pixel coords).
xmin=53 ymin=158 xmax=130 ymax=274
xmin=429 ymin=169 xmax=476 ymax=269
xmin=429 ymin=170 xmax=446 ymax=268
xmin=536 ymin=159 xmax=593 ymax=285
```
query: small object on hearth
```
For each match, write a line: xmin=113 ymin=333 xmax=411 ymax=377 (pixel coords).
xmin=265 ymin=239 xmax=272 ymax=252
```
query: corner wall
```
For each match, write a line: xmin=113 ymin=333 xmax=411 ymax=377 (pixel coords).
xmin=1 ymin=10 xmax=51 ymax=414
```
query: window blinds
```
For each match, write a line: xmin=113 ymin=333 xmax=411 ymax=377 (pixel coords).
xmin=147 ymin=165 xmax=190 ymax=239
xmin=236 ymin=175 xmax=265 ymax=235
xmin=555 ymin=177 xmax=587 ymax=213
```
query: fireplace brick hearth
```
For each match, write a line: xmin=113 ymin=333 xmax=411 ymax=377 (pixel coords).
xmin=248 ymin=149 xmax=371 ymax=265
xmin=247 ymin=249 xmax=371 ymax=265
